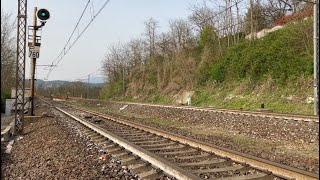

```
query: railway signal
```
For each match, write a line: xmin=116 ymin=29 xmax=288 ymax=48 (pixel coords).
xmin=37 ymin=9 xmax=50 ymax=21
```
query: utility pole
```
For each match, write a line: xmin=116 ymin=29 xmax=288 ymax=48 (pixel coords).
xmin=314 ymin=0 xmax=319 ymax=115
xmin=122 ymin=63 xmax=125 ymax=98
xmin=280 ymin=0 xmax=318 ymax=116
xmin=250 ymin=0 xmax=254 ymax=40
xmin=27 ymin=8 xmax=50 ymax=115
xmin=29 ymin=7 xmax=37 ymax=116
xmin=227 ymin=0 xmax=233 ymax=47
xmin=14 ymin=0 xmax=28 ymax=135
xmin=87 ymin=75 xmax=90 ymax=99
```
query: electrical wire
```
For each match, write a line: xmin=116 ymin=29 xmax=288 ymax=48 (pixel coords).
xmin=46 ymin=0 xmax=246 ymax=80
xmin=71 ymin=67 xmax=104 ymax=82
xmin=48 ymin=0 xmax=91 ymax=68
xmin=45 ymin=0 xmax=111 ymax=79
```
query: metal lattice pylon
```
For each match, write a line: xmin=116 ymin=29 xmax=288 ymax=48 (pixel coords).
xmin=14 ymin=0 xmax=27 ymax=134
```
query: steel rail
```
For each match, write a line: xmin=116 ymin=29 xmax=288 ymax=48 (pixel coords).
xmin=71 ymin=105 xmax=319 ymax=180
xmin=52 ymin=104 xmax=202 ymax=180
xmin=107 ymin=100 xmax=319 ymax=123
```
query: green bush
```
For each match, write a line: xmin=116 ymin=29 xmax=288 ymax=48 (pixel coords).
xmin=199 ymin=26 xmax=218 ymax=48
xmin=207 ymin=62 xmax=226 ymax=82
xmin=202 ymin=19 xmax=313 ymax=85
xmin=99 ymin=80 xmax=123 ymax=100
xmin=1 ymin=91 xmax=11 ymax=113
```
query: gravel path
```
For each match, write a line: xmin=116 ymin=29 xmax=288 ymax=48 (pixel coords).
xmin=1 ymin=101 xmax=138 ymax=179
xmin=1 ymin=114 xmax=14 ymax=131
xmin=71 ymin=99 xmax=319 ymax=174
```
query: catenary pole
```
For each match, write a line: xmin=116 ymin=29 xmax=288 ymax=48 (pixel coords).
xmin=122 ymin=64 xmax=125 ymax=98
xmin=314 ymin=0 xmax=319 ymax=115
xmin=87 ymin=75 xmax=90 ymax=98
xmin=14 ymin=0 xmax=27 ymax=134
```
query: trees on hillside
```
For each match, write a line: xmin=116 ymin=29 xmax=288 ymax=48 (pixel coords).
xmin=100 ymin=0 xmax=312 ymax=99
xmin=245 ymin=1 xmax=268 ymax=39
xmin=1 ymin=12 xmax=16 ymax=92
xmin=37 ymin=81 xmax=102 ymax=99
xmin=189 ymin=2 xmax=215 ymax=32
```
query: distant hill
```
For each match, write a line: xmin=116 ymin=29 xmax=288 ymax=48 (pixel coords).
xmin=35 ymin=79 xmax=105 ymax=88
xmin=35 ymin=80 xmax=69 ymax=88
xmin=89 ymin=76 xmax=106 ymax=84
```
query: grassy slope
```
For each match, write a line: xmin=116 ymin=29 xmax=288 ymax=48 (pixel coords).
xmin=101 ymin=19 xmax=315 ymax=115
xmin=192 ymin=78 xmax=314 ymax=115
xmin=192 ymin=19 xmax=314 ymax=114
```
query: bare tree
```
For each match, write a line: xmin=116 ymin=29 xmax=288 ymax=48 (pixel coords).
xmin=144 ymin=18 xmax=159 ymax=60
xmin=261 ymin=0 xmax=291 ymax=27
xmin=168 ymin=19 xmax=194 ymax=51
xmin=1 ymin=12 xmax=16 ymax=92
xmin=128 ymin=38 xmax=144 ymax=67
xmin=188 ymin=2 xmax=215 ymax=32
xmin=102 ymin=43 xmax=128 ymax=82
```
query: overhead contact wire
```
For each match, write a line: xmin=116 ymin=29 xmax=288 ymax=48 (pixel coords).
xmin=46 ymin=0 xmax=111 ymax=79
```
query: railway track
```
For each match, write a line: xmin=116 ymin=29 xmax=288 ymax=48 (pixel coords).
xmin=43 ymin=98 xmax=318 ymax=180
xmin=107 ymin=101 xmax=318 ymax=123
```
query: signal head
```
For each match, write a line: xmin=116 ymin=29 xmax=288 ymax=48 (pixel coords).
xmin=37 ymin=9 xmax=50 ymax=21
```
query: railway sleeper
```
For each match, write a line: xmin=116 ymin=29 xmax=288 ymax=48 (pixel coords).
xmin=113 ymin=152 xmax=131 ymax=160
xmin=137 ymin=170 xmax=159 ymax=179
xmin=104 ymin=128 xmax=126 ymax=132
xmin=130 ymin=164 xmax=154 ymax=174
xmin=178 ymin=159 xmax=226 ymax=167
xmin=94 ymin=138 xmax=109 ymax=145
xmin=107 ymin=147 xmax=124 ymax=154
xmin=129 ymin=138 xmax=160 ymax=143
xmin=104 ymin=144 xmax=119 ymax=149
xmin=129 ymin=163 xmax=147 ymax=172
xmin=119 ymin=132 xmax=147 ymax=136
xmin=134 ymin=139 xmax=169 ymax=145
xmin=124 ymin=135 xmax=155 ymax=141
xmin=121 ymin=157 xmax=140 ymax=165
xmin=83 ymin=129 xmax=93 ymax=134
xmin=91 ymin=136 xmax=106 ymax=143
xmin=215 ymin=172 xmax=274 ymax=180
xmin=115 ymin=128 xmax=136 ymax=132
xmin=139 ymin=141 xmax=176 ymax=148
xmin=147 ymin=144 xmax=187 ymax=152
xmin=120 ymin=133 xmax=150 ymax=137
xmin=125 ymin=135 xmax=158 ymax=141
xmin=84 ymin=131 xmax=97 ymax=137
xmin=141 ymin=172 xmax=162 ymax=180
xmin=102 ymin=143 xmax=117 ymax=149
xmin=169 ymin=153 xmax=211 ymax=161
xmin=158 ymin=148 xmax=198 ymax=155
xmin=88 ymin=134 xmax=101 ymax=140
xmin=185 ymin=161 xmax=234 ymax=171
xmin=191 ymin=164 xmax=245 ymax=174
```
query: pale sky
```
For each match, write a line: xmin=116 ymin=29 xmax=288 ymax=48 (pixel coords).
xmin=1 ymin=0 xmax=206 ymax=82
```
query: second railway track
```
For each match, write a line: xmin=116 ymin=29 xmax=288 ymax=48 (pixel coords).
xmin=45 ymin=99 xmax=318 ymax=180
xmin=107 ymin=101 xmax=318 ymax=123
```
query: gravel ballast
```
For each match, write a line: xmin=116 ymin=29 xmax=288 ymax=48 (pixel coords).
xmin=71 ymin=99 xmax=319 ymax=174
xmin=1 ymin=102 xmax=138 ymax=179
